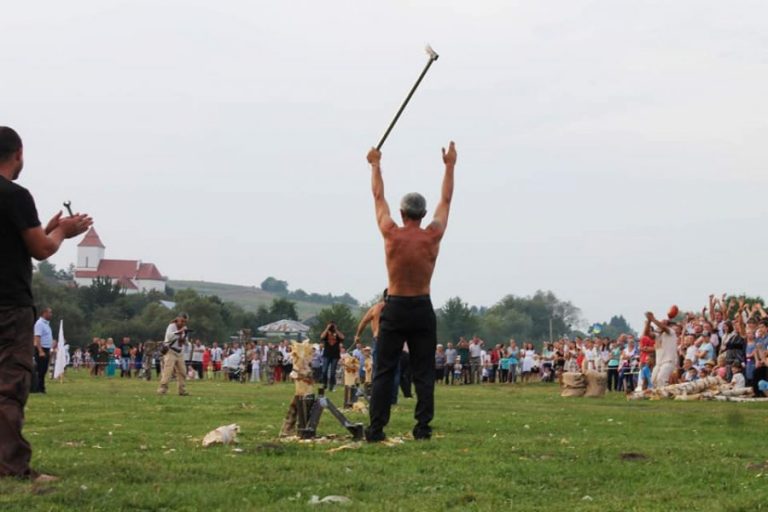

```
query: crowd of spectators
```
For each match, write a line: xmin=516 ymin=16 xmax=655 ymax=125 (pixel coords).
xmin=62 ymin=294 xmax=768 ymax=399
xmin=70 ymin=336 xmax=368 ymax=387
xmin=433 ymin=294 xmax=768 ymax=397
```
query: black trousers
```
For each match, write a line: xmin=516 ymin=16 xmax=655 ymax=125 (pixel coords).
xmin=753 ymin=366 xmax=767 ymax=396
xmin=607 ymin=368 xmax=619 ymax=391
xmin=33 ymin=348 xmax=50 ymax=394
xmin=193 ymin=361 xmax=203 ymax=379
xmin=0 ymin=306 xmax=35 ymax=477
xmin=369 ymin=296 xmax=436 ymax=437
xmin=399 ymin=351 xmax=413 ymax=397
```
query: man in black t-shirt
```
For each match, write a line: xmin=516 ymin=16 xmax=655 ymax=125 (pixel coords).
xmin=0 ymin=127 xmax=92 ymax=482
xmin=320 ymin=321 xmax=345 ymax=392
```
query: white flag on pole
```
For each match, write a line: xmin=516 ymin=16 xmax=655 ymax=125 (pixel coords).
xmin=53 ymin=320 xmax=68 ymax=379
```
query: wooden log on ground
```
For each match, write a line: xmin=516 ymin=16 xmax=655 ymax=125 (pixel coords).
xmin=717 ymin=387 xmax=754 ymax=397
xmin=674 ymin=393 xmax=702 ymax=401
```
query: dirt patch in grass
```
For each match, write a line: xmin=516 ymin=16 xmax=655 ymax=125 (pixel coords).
xmin=620 ymin=452 xmax=648 ymax=461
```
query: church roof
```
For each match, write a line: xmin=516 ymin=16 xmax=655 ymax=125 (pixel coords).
xmin=77 ymin=227 xmax=105 ymax=248
xmin=116 ymin=276 xmax=139 ymax=290
xmin=136 ymin=263 xmax=164 ymax=280
xmin=74 ymin=259 xmax=166 ymax=282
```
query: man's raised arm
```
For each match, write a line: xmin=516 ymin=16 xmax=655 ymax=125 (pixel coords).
xmin=429 ymin=141 xmax=456 ymax=235
xmin=355 ymin=306 xmax=376 ymax=343
xmin=367 ymin=148 xmax=395 ymax=234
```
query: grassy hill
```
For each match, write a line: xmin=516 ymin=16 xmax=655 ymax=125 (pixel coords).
xmin=168 ymin=280 xmax=332 ymax=320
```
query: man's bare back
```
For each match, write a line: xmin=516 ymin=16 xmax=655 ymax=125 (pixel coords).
xmin=383 ymin=225 xmax=441 ymax=296
xmin=367 ymin=141 xmax=456 ymax=296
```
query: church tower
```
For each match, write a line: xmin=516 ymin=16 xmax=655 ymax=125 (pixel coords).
xmin=76 ymin=227 xmax=105 ymax=269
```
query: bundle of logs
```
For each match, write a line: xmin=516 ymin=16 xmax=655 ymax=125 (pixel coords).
xmin=561 ymin=372 xmax=765 ymax=402
xmin=628 ymin=376 xmax=760 ymax=401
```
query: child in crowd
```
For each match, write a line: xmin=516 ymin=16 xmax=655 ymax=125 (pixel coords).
xmin=758 ymin=380 xmax=768 ymax=397
xmin=623 ymin=353 xmax=639 ymax=392
xmin=453 ymin=360 xmax=462 ymax=385
xmin=206 ymin=362 xmax=214 ymax=380
xmin=713 ymin=355 xmax=728 ymax=380
xmin=499 ymin=356 xmax=510 ymax=383
xmin=638 ymin=355 xmax=654 ymax=390
xmin=730 ymin=362 xmax=746 ymax=389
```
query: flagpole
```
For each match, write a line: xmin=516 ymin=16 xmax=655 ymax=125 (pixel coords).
xmin=54 ymin=320 xmax=67 ymax=382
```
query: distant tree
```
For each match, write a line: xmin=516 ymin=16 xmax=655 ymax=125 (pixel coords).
xmin=37 ymin=261 xmax=58 ymax=279
xmin=31 ymin=269 xmax=266 ymax=346
xmin=32 ymin=272 xmax=89 ymax=345
xmin=593 ymin=315 xmax=635 ymax=339
xmin=254 ymin=305 xmax=273 ymax=327
xmin=260 ymin=277 xmax=289 ymax=294
xmin=720 ymin=294 xmax=765 ymax=320
xmin=337 ymin=293 xmax=359 ymax=307
xmin=79 ymin=276 xmax=124 ymax=313
xmin=287 ymin=288 xmax=360 ymax=306
xmin=723 ymin=294 xmax=764 ymax=306
xmin=61 ymin=263 xmax=76 ymax=280
xmin=477 ymin=291 xmax=581 ymax=346
xmin=37 ymin=261 xmax=74 ymax=282
xmin=480 ymin=307 xmax=534 ymax=345
xmin=173 ymin=289 xmax=228 ymax=341
xmin=268 ymin=298 xmax=299 ymax=321
xmin=437 ymin=297 xmax=478 ymax=343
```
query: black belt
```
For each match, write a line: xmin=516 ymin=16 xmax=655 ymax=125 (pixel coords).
xmin=170 ymin=347 xmax=181 ymax=353
xmin=386 ymin=295 xmax=431 ymax=303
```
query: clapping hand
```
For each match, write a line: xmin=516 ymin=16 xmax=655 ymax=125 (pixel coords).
xmin=59 ymin=213 xmax=93 ymax=239
xmin=44 ymin=211 xmax=63 ymax=235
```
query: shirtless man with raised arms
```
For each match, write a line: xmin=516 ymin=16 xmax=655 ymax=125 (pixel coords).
xmin=364 ymin=141 xmax=456 ymax=441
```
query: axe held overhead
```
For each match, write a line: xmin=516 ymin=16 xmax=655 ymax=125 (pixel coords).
xmin=376 ymin=45 xmax=440 ymax=151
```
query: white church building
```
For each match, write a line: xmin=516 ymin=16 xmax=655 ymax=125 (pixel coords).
xmin=73 ymin=227 xmax=167 ymax=294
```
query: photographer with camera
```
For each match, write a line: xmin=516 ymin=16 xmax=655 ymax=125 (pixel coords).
xmin=320 ymin=321 xmax=345 ymax=392
xmin=157 ymin=313 xmax=191 ymax=396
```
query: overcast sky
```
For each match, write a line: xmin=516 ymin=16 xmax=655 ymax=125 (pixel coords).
xmin=4 ymin=1 xmax=768 ymax=330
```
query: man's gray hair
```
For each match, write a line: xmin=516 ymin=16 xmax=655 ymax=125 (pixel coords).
xmin=177 ymin=312 xmax=189 ymax=320
xmin=400 ymin=192 xmax=427 ymax=220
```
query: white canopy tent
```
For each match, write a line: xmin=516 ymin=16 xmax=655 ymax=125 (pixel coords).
xmin=257 ymin=319 xmax=311 ymax=336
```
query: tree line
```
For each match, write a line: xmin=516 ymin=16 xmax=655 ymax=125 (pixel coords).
xmin=260 ymin=276 xmax=359 ymax=306
xmin=33 ymin=267 xmax=303 ymax=346
xmin=35 ymin=264 xmax=630 ymax=349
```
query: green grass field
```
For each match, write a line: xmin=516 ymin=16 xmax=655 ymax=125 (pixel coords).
xmin=2 ymin=372 xmax=766 ymax=511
